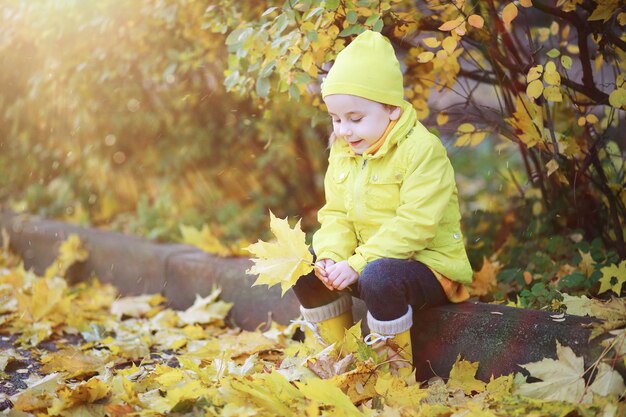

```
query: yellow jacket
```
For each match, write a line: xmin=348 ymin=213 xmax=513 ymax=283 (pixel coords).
xmin=313 ymin=101 xmax=473 ymax=286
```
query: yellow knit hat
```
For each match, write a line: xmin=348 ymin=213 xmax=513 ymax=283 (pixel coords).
xmin=321 ymin=30 xmax=404 ymax=106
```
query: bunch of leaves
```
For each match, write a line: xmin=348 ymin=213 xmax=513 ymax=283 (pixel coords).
xmin=2 ymin=236 xmax=626 ymax=415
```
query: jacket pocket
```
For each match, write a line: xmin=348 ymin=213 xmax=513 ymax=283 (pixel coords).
xmin=365 ymin=170 xmax=403 ymax=209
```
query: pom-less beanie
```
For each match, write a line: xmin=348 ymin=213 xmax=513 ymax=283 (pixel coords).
xmin=321 ymin=30 xmax=404 ymax=106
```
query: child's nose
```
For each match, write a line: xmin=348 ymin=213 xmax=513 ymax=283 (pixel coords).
xmin=339 ymin=124 xmax=352 ymax=137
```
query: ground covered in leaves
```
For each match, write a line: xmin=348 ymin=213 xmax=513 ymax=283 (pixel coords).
xmin=0 ymin=234 xmax=625 ymax=416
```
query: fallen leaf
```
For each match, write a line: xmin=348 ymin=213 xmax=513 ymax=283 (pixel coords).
xmin=178 ymin=288 xmax=232 ymax=325
xmin=589 ymin=362 xmax=626 ymax=397
xmin=448 ymin=354 xmax=486 ymax=394
xmin=515 ymin=341 xmax=585 ymax=402
xmin=471 ymin=257 xmax=500 ymax=296
xmin=180 ymin=224 xmax=230 ymax=256
xmin=598 ymin=261 xmax=626 ymax=295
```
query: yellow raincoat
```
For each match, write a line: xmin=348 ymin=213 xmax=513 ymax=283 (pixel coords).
xmin=312 ymin=100 xmax=473 ymax=289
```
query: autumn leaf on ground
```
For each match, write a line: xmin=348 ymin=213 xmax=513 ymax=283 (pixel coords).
xmin=515 ymin=341 xmax=585 ymax=402
xmin=561 ymin=293 xmax=594 ymax=317
xmin=588 ymin=362 xmax=626 ymax=398
xmin=41 ymin=346 xmax=108 ymax=379
xmin=296 ymin=377 xmax=363 ymax=417
xmin=447 ymin=354 xmax=486 ymax=394
xmin=110 ymin=293 xmax=166 ymax=318
xmin=47 ymin=377 xmax=110 ymax=416
xmin=598 ymin=260 xmax=626 ymax=295
xmin=590 ymin=297 xmax=626 ymax=339
xmin=177 ymin=287 xmax=232 ymax=326
xmin=44 ymin=234 xmax=88 ymax=279
xmin=470 ymin=257 xmax=500 ymax=297
xmin=180 ymin=224 xmax=230 ymax=257
xmin=245 ymin=211 xmax=313 ymax=296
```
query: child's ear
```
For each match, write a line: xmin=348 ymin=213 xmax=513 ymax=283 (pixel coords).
xmin=389 ymin=106 xmax=401 ymax=121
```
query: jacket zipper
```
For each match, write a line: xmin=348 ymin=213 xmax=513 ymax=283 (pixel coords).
xmin=354 ymin=158 xmax=367 ymax=230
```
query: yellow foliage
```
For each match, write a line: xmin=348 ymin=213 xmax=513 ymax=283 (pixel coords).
xmin=502 ymin=3 xmax=518 ymax=29
xmin=471 ymin=257 xmax=501 ymax=297
xmin=598 ymin=260 xmax=626 ymax=295
xmin=180 ymin=224 xmax=231 ymax=257
xmin=44 ymin=234 xmax=88 ymax=279
xmin=448 ymin=354 xmax=487 ymax=394
xmin=506 ymin=97 xmax=547 ymax=148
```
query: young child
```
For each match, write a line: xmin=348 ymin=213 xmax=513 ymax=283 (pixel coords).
xmin=292 ymin=30 xmax=473 ymax=377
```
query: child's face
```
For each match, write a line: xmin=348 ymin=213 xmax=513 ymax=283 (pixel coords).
xmin=324 ymin=94 xmax=400 ymax=154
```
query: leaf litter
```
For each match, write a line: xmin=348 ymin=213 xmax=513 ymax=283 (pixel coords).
xmin=0 ymin=233 xmax=624 ymax=416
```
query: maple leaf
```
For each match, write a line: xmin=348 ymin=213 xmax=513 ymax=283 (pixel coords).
xmin=16 ymin=276 xmax=71 ymax=324
xmin=601 ymin=328 xmax=626 ymax=357
xmin=296 ymin=377 xmax=362 ymax=417
xmin=561 ymin=293 xmax=594 ymax=317
xmin=44 ymin=234 xmax=89 ymax=279
xmin=47 ymin=377 xmax=110 ymax=415
xmin=177 ymin=288 xmax=233 ymax=326
xmin=470 ymin=257 xmax=500 ymax=297
xmin=447 ymin=354 xmax=487 ymax=394
xmin=41 ymin=347 xmax=108 ymax=379
xmin=588 ymin=362 xmax=626 ymax=397
xmin=598 ymin=261 xmax=626 ymax=295
xmin=110 ymin=293 xmax=166 ymax=318
xmin=225 ymin=372 xmax=304 ymax=417
xmin=180 ymin=223 xmax=230 ymax=256
xmin=578 ymin=249 xmax=596 ymax=277
xmin=515 ymin=341 xmax=585 ymax=402
xmin=375 ymin=371 xmax=429 ymax=407
xmin=246 ymin=211 xmax=313 ymax=296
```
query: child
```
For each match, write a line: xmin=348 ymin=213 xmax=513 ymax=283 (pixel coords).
xmin=292 ymin=30 xmax=473 ymax=377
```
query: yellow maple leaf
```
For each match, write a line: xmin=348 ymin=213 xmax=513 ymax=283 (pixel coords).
xmin=588 ymin=362 xmax=626 ymax=398
xmin=588 ymin=0 xmax=620 ymax=22
xmin=331 ymin=360 xmax=378 ymax=404
xmin=246 ymin=211 xmax=313 ymax=296
xmin=177 ymin=287 xmax=233 ymax=326
xmin=296 ymin=377 xmax=362 ymax=417
xmin=447 ymin=354 xmax=486 ymax=394
xmin=375 ymin=371 xmax=428 ymax=407
xmin=226 ymin=372 xmax=304 ymax=416
xmin=515 ymin=341 xmax=585 ymax=402
xmin=44 ymin=234 xmax=89 ymax=279
xmin=485 ymin=374 xmax=513 ymax=401
xmin=598 ymin=261 xmax=626 ymax=295
xmin=470 ymin=257 xmax=500 ymax=297
xmin=506 ymin=96 xmax=547 ymax=148
xmin=180 ymin=223 xmax=230 ymax=256
xmin=47 ymin=378 xmax=110 ymax=415
xmin=578 ymin=249 xmax=596 ymax=277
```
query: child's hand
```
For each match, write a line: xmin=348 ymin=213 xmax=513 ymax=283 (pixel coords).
xmin=325 ymin=261 xmax=359 ymax=290
xmin=314 ymin=258 xmax=336 ymax=290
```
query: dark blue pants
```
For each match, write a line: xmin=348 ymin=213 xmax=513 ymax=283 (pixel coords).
xmin=292 ymin=257 xmax=448 ymax=321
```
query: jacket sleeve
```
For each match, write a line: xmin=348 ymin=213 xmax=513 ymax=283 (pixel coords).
xmin=347 ymin=137 xmax=455 ymax=274
xmin=312 ymin=153 xmax=358 ymax=263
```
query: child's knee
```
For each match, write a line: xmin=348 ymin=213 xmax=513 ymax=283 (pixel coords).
xmin=359 ymin=259 xmax=397 ymax=294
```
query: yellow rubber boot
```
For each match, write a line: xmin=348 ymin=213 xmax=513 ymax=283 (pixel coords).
xmin=317 ymin=310 xmax=354 ymax=345
xmin=366 ymin=307 xmax=414 ymax=378
xmin=300 ymin=295 xmax=354 ymax=348
xmin=388 ymin=329 xmax=413 ymax=378
xmin=303 ymin=310 xmax=353 ymax=347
